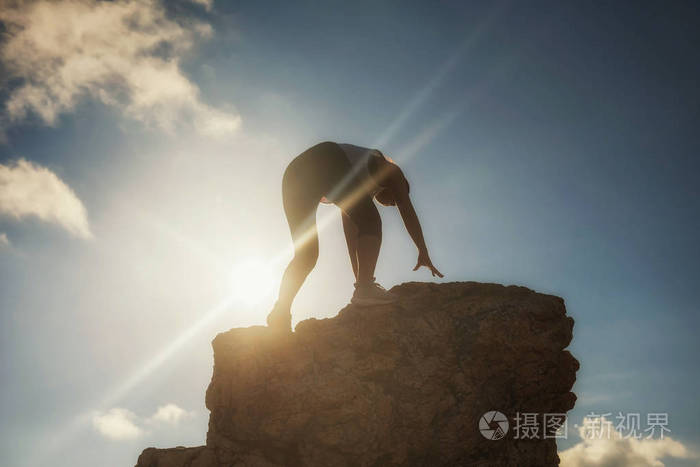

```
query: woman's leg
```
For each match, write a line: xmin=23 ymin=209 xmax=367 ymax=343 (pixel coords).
xmin=344 ymin=197 xmax=396 ymax=305
xmin=357 ymin=234 xmax=381 ymax=284
xmin=275 ymin=218 xmax=319 ymax=314
xmin=268 ymin=166 xmax=320 ymax=329
xmin=344 ymin=197 xmax=382 ymax=284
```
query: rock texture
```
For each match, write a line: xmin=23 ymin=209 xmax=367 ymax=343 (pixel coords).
xmin=136 ymin=281 xmax=578 ymax=467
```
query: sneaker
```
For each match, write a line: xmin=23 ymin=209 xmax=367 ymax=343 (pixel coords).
xmin=351 ymin=280 xmax=398 ymax=306
xmin=266 ymin=304 xmax=292 ymax=332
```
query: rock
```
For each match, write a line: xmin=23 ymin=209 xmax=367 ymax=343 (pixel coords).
xmin=136 ymin=281 xmax=578 ymax=467
xmin=136 ymin=446 xmax=216 ymax=467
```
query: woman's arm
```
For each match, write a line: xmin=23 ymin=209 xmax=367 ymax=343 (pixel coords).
xmin=390 ymin=168 xmax=444 ymax=278
xmin=341 ymin=211 xmax=360 ymax=281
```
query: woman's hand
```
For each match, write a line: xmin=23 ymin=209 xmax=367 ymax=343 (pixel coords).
xmin=413 ymin=249 xmax=444 ymax=278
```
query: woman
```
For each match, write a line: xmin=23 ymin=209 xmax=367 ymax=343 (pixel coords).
xmin=267 ymin=141 xmax=443 ymax=331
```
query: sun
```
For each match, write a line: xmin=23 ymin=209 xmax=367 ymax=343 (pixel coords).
xmin=229 ymin=257 xmax=276 ymax=306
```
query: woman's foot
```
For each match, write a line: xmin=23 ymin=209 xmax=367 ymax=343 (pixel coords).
xmin=266 ymin=303 xmax=292 ymax=332
xmin=351 ymin=280 xmax=398 ymax=306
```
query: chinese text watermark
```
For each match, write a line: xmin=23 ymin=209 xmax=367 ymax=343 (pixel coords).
xmin=478 ymin=410 xmax=671 ymax=441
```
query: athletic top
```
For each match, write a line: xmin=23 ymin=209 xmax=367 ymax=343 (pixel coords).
xmin=338 ymin=143 xmax=383 ymax=197
xmin=317 ymin=143 xmax=386 ymax=205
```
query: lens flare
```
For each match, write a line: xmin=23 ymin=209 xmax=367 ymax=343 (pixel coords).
xmin=230 ymin=258 xmax=275 ymax=305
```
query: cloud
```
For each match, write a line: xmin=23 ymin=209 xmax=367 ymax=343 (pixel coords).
xmin=0 ymin=159 xmax=92 ymax=238
xmin=0 ymin=232 xmax=9 ymax=247
xmin=147 ymin=403 xmax=189 ymax=424
xmin=0 ymin=0 xmax=239 ymax=137
xmin=92 ymin=403 xmax=190 ymax=440
xmin=92 ymin=408 xmax=143 ymax=440
xmin=560 ymin=416 xmax=697 ymax=467
xmin=190 ymin=0 xmax=213 ymax=11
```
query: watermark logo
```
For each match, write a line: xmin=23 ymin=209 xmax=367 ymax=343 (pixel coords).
xmin=479 ymin=410 xmax=509 ymax=440
xmin=476 ymin=411 xmax=671 ymax=442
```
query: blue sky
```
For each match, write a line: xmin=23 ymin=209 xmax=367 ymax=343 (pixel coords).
xmin=1 ymin=1 xmax=699 ymax=466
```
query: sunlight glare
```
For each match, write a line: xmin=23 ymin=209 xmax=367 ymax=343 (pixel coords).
xmin=230 ymin=257 xmax=275 ymax=306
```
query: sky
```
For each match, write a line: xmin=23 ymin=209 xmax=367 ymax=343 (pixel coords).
xmin=0 ymin=1 xmax=699 ymax=466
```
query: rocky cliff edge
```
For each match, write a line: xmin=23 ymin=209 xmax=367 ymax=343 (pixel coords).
xmin=136 ymin=281 xmax=578 ymax=467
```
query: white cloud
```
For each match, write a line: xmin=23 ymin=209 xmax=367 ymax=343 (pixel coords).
xmin=0 ymin=0 xmax=239 ymax=136
xmin=92 ymin=408 xmax=143 ymax=440
xmin=0 ymin=232 xmax=9 ymax=247
xmin=147 ymin=403 xmax=189 ymax=424
xmin=560 ymin=416 xmax=697 ymax=467
xmin=0 ymin=159 xmax=92 ymax=238
xmin=91 ymin=403 xmax=190 ymax=440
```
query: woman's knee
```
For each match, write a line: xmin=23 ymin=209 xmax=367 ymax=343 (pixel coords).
xmin=292 ymin=245 xmax=318 ymax=270
xmin=357 ymin=220 xmax=381 ymax=237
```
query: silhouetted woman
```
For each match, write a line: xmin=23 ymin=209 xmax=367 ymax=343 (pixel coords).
xmin=267 ymin=141 xmax=443 ymax=331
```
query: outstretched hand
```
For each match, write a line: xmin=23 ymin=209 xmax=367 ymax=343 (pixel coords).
xmin=413 ymin=249 xmax=444 ymax=278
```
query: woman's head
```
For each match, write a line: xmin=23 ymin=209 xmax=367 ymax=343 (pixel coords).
xmin=374 ymin=188 xmax=396 ymax=206
xmin=372 ymin=155 xmax=410 ymax=206
xmin=374 ymin=176 xmax=409 ymax=206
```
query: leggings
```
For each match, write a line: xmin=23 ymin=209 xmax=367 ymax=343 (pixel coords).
xmin=282 ymin=141 xmax=381 ymax=246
